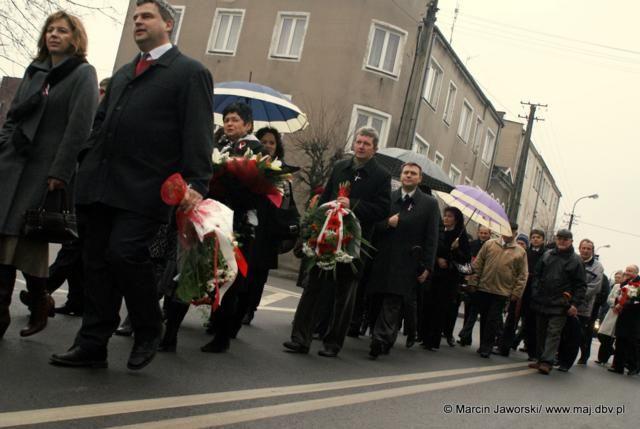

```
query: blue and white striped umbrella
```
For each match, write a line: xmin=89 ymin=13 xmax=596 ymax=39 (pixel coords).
xmin=214 ymin=81 xmax=308 ymax=133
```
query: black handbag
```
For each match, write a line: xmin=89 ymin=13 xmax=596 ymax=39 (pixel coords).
xmin=22 ymin=189 xmax=79 ymax=243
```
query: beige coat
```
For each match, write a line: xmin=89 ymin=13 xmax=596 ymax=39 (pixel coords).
xmin=473 ymin=239 xmax=528 ymax=298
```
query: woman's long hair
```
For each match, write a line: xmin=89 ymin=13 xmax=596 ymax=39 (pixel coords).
xmin=444 ymin=206 xmax=466 ymax=237
xmin=35 ymin=11 xmax=88 ymax=62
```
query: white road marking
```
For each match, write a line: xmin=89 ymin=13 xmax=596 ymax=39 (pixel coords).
xmin=263 ymin=284 xmax=301 ymax=298
xmin=108 ymin=370 xmax=534 ymax=429
xmin=0 ymin=363 xmax=527 ymax=428
xmin=256 ymin=306 xmax=296 ymax=313
xmin=257 ymin=292 xmax=289 ymax=307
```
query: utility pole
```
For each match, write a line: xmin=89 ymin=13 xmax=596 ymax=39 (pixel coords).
xmin=395 ymin=0 xmax=439 ymax=149
xmin=507 ymin=101 xmax=547 ymax=222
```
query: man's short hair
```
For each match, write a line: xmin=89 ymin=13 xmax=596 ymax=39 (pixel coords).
xmin=222 ymin=102 xmax=253 ymax=125
xmin=136 ymin=0 xmax=177 ymax=23
xmin=400 ymin=162 xmax=422 ymax=174
xmin=530 ymin=228 xmax=545 ymax=239
xmin=99 ymin=77 xmax=111 ymax=89
xmin=510 ymin=222 xmax=519 ymax=231
xmin=354 ymin=126 xmax=379 ymax=149
xmin=579 ymin=238 xmax=594 ymax=250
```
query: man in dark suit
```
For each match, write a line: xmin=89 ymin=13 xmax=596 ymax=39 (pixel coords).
xmin=50 ymin=0 xmax=214 ymax=370
xmin=284 ymin=127 xmax=391 ymax=357
xmin=366 ymin=163 xmax=439 ymax=359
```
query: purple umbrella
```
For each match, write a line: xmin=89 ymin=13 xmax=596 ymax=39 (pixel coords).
xmin=435 ymin=185 xmax=512 ymax=236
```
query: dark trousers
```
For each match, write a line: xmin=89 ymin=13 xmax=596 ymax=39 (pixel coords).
xmin=47 ymin=242 xmax=84 ymax=309
xmin=246 ymin=266 xmax=270 ymax=313
xmin=474 ymin=291 xmax=507 ymax=354
xmin=402 ymin=289 xmax=418 ymax=340
xmin=442 ymin=294 xmax=461 ymax=339
xmin=74 ymin=204 xmax=162 ymax=353
xmin=579 ymin=316 xmax=596 ymax=362
xmin=612 ymin=336 xmax=639 ymax=372
xmin=458 ymin=292 xmax=479 ymax=344
xmin=557 ymin=315 xmax=584 ymax=368
xmin=371 ymin=293 xmax=403 ymax=348
xmin=596 ymin=333 xmax=615 ymax=364
xmin=498 ymin=300 xmax=519 ymax=355
xmin=422 ymin=282 xmax=448 ymax=349
xmin=521 ymin=305 xmax=537 ymax=359
xmin=536 ymin=313 xmax=567 ymax=364
xmin=291 ymin=267 xmax=358 ymax=351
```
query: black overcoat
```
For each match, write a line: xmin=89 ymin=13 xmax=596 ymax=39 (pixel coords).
xmin=615 ymin=276 xmax=640 ymax=339
xmin=367 ymin=188 xmax=440 ymax=298
xmin=75 ymin=47 xmax=214 ymax=222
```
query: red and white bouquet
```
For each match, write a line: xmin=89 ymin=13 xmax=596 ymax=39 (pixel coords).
xmin=616 ymin=278 xmax=640 ymax=313
xmin=161 ymin=173 xmax=247 ymax=310
xmin=209 ymin=147 xmax=295 ymax=208
xmin=300 ymin=182 xmax=367 ymax=273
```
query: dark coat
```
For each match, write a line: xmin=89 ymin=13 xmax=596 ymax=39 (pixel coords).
xmin=469 ymin=238 xmax=488 ymax=259
xmin=521 ymin=245 xmax=545 ymax=306
xmin=367 ymin=188 xmax=440 ymax=298
xmin=0 ymin=58 xmax=98 ymax=235
xmin=75 ymin=47 xmax=214 ymax=222
xmin=615 ymin=276 xmax=640 ymax=339
xmin=530 ymin=246 xmax=587 ymax=315
xmin=317 ymin=155 xmax=390 ymax=277
xmin=432 ymin=227 xmax=471 ymax=302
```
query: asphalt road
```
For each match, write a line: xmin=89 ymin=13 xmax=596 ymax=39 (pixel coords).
xmin=0 ymin=271 xmax=637 ymax=429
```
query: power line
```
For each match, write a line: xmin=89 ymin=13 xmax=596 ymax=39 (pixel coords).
xmin=578 ymin=220 xmax=640 ymax=239
xmin=439 ymin=10 xmax=640 ymax=57
xmin=390 ymin=0 xmax=420 ymax=24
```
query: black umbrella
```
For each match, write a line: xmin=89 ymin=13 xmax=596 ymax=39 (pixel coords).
xmin=375 ymin=147 xmax=455 ymax=193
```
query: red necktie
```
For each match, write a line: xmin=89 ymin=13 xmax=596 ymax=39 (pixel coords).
xmin=135 ymin=54 xmax=153 ymax=77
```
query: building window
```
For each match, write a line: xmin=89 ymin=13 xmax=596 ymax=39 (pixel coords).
xmin=413 ymin=134 xmax=430 ymax=156
xmin=170 ymin=6 xmax=185 ymax=45
xmin=207 ymin=9 xmax=245 ymax=55
xmin=434 ymin=151 xmax=445 ymax=168
xmin=442 ymin=81 xmax=457 ymax=125
xmin=347 ymin=104 xmax=391 ymax=149
xmin=269 ymin=12 xmax=309 ymax=60
xmin=365 ymin=21 xmax=407 ymax=78
xmin=457 ymin=100 xmax=474 ymax=143
xmin=472 ymin=117 xmax=483 ymax=153
xmin=423 ymin=58 xmax=443 ymax=109
xmin=533 ymin=167 xmax=542 ymax=191
xmin=481 ymin=128 xmax=496 ymax=165
xmin=449 ymin=164 xmax=461 ymax=184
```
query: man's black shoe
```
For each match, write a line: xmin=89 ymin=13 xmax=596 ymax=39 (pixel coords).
xmin=557 ymin=366 xmax=570 ymax=372
xmin=201 ymin=336 xmax=230 ymax=353
xmin=608 ymin=367 xmax=624 ymax=374
xmin=627 ymin=368 xmax=639 ymax=376
xmin=369 ymin=340 xmax=384 ymax=359
xmin=576 ymin=358 xmax=587 ymax=365
xmin=115 ymin=326 xmax=133 ymax=337
xmin=127 ymin=336 xmax=161 ymax=370
xmin=405 ymin=336 xmax=416 ymax=348
xmin=446 ymin=337 xmax=456 ymax=347
xmin=346 ymin=328 xmax=360 ymax=339
xmin=318 ymin=348 xmax=339 ymax=358
xmin=282 ymin=341 xmax=309 ymax=354
xmin=479 ymin=351 xmax=490 ymax=358
xmin=55 ymin=305 xmax=83 ymax=317
xmin=50 ymin=346 xmax=107 ymax=368
xmin=456 ymin=338 xmax=470 ymax=347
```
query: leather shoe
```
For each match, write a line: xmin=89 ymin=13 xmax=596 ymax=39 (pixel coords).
xmin=282 ymin=340 xmax=309 ymax=354
xmin=242 ymin=311 xmax=254 ymax=326
xmin=627 ymin=368 xmax=639 ymax=376
xmin=528 ymin=361 xmax=540 ymax=369
xmin=50 ymin=346 xmax=107 ymax=368
xmin=157 ymin=337 xmax=177 ymax=352
xmin=20 ymin=294 xmax=54 ymax=337
xmin=201 ymin=336 xmax=230 ymax=353
xmin=318 ymin=348 xmax=339 ymax=358
xmin=346 ymin=328 xmax=360 ymax=339
xmin=55 ymin=304 xmax=83 ymax=317
xmin=557 ymin=366 xmax=569 ymax=372
xmin=446 ymin=337 xmax=456 ymax=347
xmin=607 ymin=367 xmax=623 ymax=374
xmin=127 ymin=335 xmax=161 ymax=370
xmin=115 ymin=326 xmax=133 ymax=337
xmin=537 ymin=363 xmax=552 ymax=374
xmin=369 ymin=340 xmax=384 ymax=359
xmin=456 ymin=338 xmax=471 ymax=347
xmin=405 ymin=336 xmax=416 ymax=348
xmin=479 ymin=351 xmax=490 ymax=358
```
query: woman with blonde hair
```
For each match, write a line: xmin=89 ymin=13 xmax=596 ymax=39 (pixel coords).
xmin=0 ymin=11 xmax=98 ymax=338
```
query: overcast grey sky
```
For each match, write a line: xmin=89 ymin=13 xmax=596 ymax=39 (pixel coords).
xmin=2 ymin=0 xmax=637 ymax=276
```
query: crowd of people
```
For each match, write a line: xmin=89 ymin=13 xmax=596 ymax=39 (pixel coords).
xmin=0 ymin=0 xmax=638 ymax=378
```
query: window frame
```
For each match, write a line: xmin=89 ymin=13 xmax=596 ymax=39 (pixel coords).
xmin=423 ymin=57 xmax=444 ymax=110
xmin=363 ymin=20 xmax=408 ymax=79
xmin=413 ymin=134 xmax=430 ymax=157
xmin=434 ymin=151 xmax=445 ymax=168
xmin=205 ymin=8 xmax=246 ymax=56
xmin=170 ymin=5 xmax=186 ymax=45
xmin=346 ymin=104 xmax=392 ymax=149
xmin=457 ymin=99 xmax=474 ymax=143
xmin=481 ymin=128 xmax=497 ymax=166
xmin=442 ymin=81 xmax=457 ymax=126
xmin=449 ymin=164 xmax=462 ymax=185
xmin=268 ymin=11 xmax=310 ymax=61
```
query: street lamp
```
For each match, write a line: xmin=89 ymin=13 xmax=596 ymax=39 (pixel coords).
xmin=596 ymin=244 xmax=611 ymax=253
xmin=568 ymin=193 xmax=598 ymax=230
